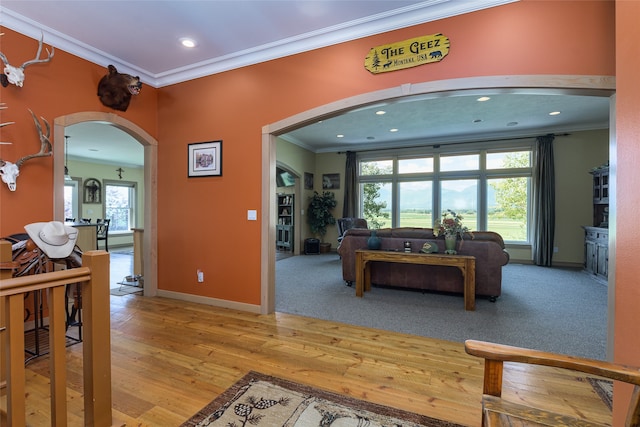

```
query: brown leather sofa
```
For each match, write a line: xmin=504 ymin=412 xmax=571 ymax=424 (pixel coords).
xmin=337 ymin=227 xmax=510 ymax=301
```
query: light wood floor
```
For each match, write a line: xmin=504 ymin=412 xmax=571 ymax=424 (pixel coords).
xmin=10 ymin=294 xmax=611 ymax=426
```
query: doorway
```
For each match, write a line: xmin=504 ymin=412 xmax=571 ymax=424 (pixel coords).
xmin=261 ymin=75 xmax=616 ymax=315
xmin=52 ymin=112 xmax=158 ymax=296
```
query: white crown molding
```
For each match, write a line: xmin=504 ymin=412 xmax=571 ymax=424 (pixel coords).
xmin=1 ymin=0 xmax=518 ymax=88
xmin=0 ymin=7 xmax=153 ymax=82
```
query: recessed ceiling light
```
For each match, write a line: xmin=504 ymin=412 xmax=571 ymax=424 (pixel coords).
xmin=180 ymin=38 xmax=197 ymax=48
xmin=375 ymin=110 xmax=386 ymax=115
xmin=389 ymin=128 xmax=398 ymax=132
xmin=477 ymin=96 xmax=491 ymax=102
xmin=549 ymin=111 xmax=561 ymax=116
xmin=337 ymin=134 xmax=344 ymax=138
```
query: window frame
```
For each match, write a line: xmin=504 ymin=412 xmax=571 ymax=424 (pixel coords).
xmin=103 ymin=179 xmax=137 ymax=235
xmin=356 ymin=140 xmax=533 ymax=244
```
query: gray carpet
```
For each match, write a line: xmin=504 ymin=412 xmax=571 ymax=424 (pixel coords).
xmin=275 ymin=254 xmax=607 ymax=360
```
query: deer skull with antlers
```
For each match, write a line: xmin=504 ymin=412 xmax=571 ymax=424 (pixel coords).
xmin=0 ymin=34 xmax=54 ymax=87
xmin=0 ymin=110 xmax=52 ymax=191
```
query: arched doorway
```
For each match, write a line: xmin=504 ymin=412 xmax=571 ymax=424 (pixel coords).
xmin=52 ymin=112 xmax=158 ymax=296
xmin=261 ymin=75 xmax=616 ymax=317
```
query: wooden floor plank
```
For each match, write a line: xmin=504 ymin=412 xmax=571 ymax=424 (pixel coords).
xmin=1 ymin=295 xmax=611 ymax=426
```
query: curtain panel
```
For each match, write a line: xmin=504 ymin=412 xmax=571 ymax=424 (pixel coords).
xmin=343 ymin=151 xmax=357 ymax=217
xmin=532 ymin=134 xmax=556 ymax=266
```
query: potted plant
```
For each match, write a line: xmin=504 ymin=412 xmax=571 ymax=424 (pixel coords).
xmin=307 ymin=191 xmax=337 ymax=252
xmin=433 ymin=209 xmax=473 ymax=254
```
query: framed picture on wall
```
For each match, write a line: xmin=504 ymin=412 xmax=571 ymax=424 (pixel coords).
xmin=83 ymin=178 xmax=101 ymax=204
xmin=304 ymin=172 xmax=314 ymax=190
xmin=322 ymin=173 xmax=340 ymax=189
xmin=188 ymin=140 xmax=223 ymax=177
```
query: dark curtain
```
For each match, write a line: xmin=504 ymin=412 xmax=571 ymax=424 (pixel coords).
xmin=343 ymin=151 xmax=357 ymax=217
xmin=532 ymin=134 xmax=556 ymax=266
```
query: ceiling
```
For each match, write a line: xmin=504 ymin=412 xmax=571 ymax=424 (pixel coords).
xmin=0 ymin=0 xmax=611 ymax=167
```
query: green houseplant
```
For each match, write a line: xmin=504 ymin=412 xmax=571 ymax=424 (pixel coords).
xmin=307 ymin=191 xmax=337 ymax=249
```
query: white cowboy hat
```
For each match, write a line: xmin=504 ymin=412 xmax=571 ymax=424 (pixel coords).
xmin=25 ymin=221 xmax=79 ymax=259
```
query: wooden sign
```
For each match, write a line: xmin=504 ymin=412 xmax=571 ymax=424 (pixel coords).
xmin=364 ymin=33 xmax=450 ymax=74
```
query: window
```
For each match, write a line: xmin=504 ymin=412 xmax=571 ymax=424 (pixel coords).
xmin=441 ymin=179 xmax=478 ymax=230
xmin=399 ymin=181 xmax=432 ymax=227
xmin=357 ymin=147 xmax=532 ymax=243
xmin=64 ymin=178 xmax=81 ymax=220
xmin=104 ymin=181 xmax=137 ymax=233
xmin=360 ymin=181 xmax=392 ymax=229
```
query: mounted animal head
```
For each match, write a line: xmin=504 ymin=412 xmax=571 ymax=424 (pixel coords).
xmin=0 ymin=34 xmax=54 ymax=87
xmin=97 ymin=64 xmax=142 ymax=111
xmin=0 ymin=110 xmax=52 ymax=191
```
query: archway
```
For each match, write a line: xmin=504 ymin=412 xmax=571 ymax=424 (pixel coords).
xmin=52 ymin=112 xmax=158 ymax=296
xmin=261 ymin=75 xmax=616 ymax=316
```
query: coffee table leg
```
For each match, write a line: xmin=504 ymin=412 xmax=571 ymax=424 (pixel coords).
xmin=355 ymin=253 xmax=364 ymax=297
xmin=464 ymin=259 xmax=476 ymax=311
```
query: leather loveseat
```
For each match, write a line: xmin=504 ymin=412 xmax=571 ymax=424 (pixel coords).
xmin=337 ymin=227 xmax=510 ymax=301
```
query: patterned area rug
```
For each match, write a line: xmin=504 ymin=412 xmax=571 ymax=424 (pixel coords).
xmin=587 ymin=377 xmax=613 ymax=410
xmin=182 ymin=371 xmax=463 ymax=427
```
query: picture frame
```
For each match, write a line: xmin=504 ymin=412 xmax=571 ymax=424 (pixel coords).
xmin=304 ymin=172 xmax=314 ymax=190
xmin=188 ymin=140 xmax=222 ymax=177
xmin=83 ymin=178 xmax=102 ymax=204
xmin=322 ymin=173 xmax=340 ymax=189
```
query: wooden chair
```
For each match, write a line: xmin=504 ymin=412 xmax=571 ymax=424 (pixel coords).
xmin=464 ymin=339 xmax=640 ymax=427
xmin=95 ymin=219 xmax=110 ymax=251
xmin=337 ymin=217 xmax=368 ymax=245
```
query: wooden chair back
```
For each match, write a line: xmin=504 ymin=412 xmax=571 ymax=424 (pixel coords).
xmin=465 ymin=340 xmax=640 ymax=427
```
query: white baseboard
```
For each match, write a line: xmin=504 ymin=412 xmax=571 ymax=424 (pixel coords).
xmin=156 ymin=289 xmax=261 ymax=314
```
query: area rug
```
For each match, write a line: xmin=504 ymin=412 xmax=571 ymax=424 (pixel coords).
xmin=109 ymin=284 xmax=143 ymax=296
xmin=587 ymin=377 xmax=613 ymax=410
xmin=182 ymin=371 xmax=463 ymax=427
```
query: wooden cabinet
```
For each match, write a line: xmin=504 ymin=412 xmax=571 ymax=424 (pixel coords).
xmin=590 ymin=166 xmax=609 ymax=227
xmin=584 ymin=165 xmax=609 ymax=283
xmin=276 ymin=194 xmax=294 ymax=251
xmin=583 ymin=227 xmax=608 ymax=283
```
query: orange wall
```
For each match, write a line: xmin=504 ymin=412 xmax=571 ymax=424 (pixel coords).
xmin=3 ymin=0 xmax=637 ymax=420
xmin=156 ymin=0 xmax=614 ymax=303
xmin=0 ymin=27 xmax=158 ymax=237
xmin=613 ymin=0 xmax=640 ymax=424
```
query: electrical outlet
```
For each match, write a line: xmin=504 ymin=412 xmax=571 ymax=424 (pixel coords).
xmin=197 ymin=269 xmax=204 ymax=282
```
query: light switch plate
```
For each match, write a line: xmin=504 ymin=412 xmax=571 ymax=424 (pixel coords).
xmin=248 ymin=210 xmax=257 ymax=220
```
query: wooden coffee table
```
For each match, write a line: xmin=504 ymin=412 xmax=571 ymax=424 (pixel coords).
xmin=355 ymin=249 xmax=476 ymax=311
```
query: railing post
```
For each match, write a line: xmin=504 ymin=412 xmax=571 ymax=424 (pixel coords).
xmin=1 ymin=240 xmax=11 ymax=393
xmin=5 ymin=293 xmax=26 ymax=426
xmin=80 ymin=250 xmax=112 ymax=427
xmin=1 ymin=239 xmax=23 ymax=426
xmin=49 ymin=284 xmax=68 ymax=426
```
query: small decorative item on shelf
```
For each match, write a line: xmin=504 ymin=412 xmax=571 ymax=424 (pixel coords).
xmin=434 ymin=209 xmax=472 ymax=254
xmin=404 ymin=241 xmax=411 ymax=253
xmin=367 ymin=229 xmax=382 ymax=250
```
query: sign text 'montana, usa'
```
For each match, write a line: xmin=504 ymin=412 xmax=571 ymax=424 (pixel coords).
xmin=364 ymin=33 xmax=450 ymax=74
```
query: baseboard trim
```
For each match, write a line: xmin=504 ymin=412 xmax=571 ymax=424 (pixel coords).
xmin=507 ymin=260 xmax=583 ymax=269
xmin=156 ymin=289 xmax=261 ymax=313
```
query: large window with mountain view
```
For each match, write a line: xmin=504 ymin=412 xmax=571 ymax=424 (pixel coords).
xmin=357 ymin=147 xmax=532 ymax=243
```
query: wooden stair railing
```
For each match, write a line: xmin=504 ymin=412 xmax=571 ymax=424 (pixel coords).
xmin=0 ymin=239 xmax=112 ymax=426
